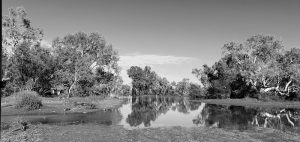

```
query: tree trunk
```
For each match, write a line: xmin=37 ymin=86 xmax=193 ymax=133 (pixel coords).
xmin=284 ymin=80 xmax=292 ymax=92
xmin=261 ymin=84 xmax=291 ymax=96
xmin=68 ymin=72 xmax=77 ymax=98
xmin=68 ymin=81 xmax=75 ymax=98
xmin=253 ymin=56 xmax=257 ymax=64
xmin=262 ymin=87 xmax=277 ymax=92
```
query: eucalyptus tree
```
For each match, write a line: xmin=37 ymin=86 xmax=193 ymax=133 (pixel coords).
xmin=127 ymin=66 xmax=147 ymax=96
xmin=276 ymin=48 xmax=300 ymax=95
xmin=1 ymin=7 xmax=48 ymax=95
xmin=193 ymin=35 xmax=299 ymax=99
xmin=2 ymin=7 xmax=43 ymax=54
xmin=127 ymin=66 xmax=174 ymax=96
xmin=2 ymin=7 xmax=43 ymax=79
xmin=52 ymin=32 xmax=120 ymax=97
xmin=175 ymin=78 xmax=191 ymax=96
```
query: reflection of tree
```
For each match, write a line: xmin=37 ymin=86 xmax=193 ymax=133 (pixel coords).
xmin=193 ymin=104 xmax=300 ymax=131
xmin=126 ymin=96 xmax=201 ymax=127
xmin=228 ymin=106 xmax=257 ymax=130
xmin=127 ymin=96 xmax=158 ymax=127
xmin=174 ymin=98 xmax=190 ymax=114
xmin=127 ymin=96 xmax=166 ymax=127
xmin=192 ymin=103 xmax=207 ymax=126
xmin=252 ymin=108 xmax=300 ymax=131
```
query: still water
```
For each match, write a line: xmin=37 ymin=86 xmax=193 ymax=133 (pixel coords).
xmin=1 ymin=96 xmax=300 ymax=133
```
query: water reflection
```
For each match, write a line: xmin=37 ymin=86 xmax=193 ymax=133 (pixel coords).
xmin=1 ymin=96 xmax=299 ymax=133
xmin=126 ymin=96 xmax=201 ymax=127
xmin=191 ymin=104 xmax=300 ymax=132
xmin=125 ymin=96 xmax=299 ymax=132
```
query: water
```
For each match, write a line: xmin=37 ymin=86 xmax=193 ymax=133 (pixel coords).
xmin=1 ymin=96 xmax=300 ymax=133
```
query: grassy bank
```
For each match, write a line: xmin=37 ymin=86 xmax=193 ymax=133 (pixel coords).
xmin=192 ymin=98 xmax=300 ymax=108
xmin=1 ymin=96 xmax=125 ymax=116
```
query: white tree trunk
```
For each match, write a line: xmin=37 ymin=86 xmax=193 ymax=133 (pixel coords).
xmin=284 ymin=80 xmax=292 ymax=92
xmin=262 ymin=87 xmax=277 ymax=92
xmin=68 ymin=82 xmax=75 ymax=98
xmin=68 ymin=72 xmax=77 ymax=98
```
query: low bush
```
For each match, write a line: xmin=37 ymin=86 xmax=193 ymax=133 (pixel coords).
xmin=14 ymin=91 xmax=43 ymax=111
xmin=73 ymin=102 xmax=97 ymax=109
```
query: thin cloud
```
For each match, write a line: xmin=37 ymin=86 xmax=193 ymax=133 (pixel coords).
xmin=119 ymin=54 xmax=198 ymax=84
xmin=40 ymin=40 xmax=52 ymax=48
xmin=119 ymin=54 xmax=196 ymax=68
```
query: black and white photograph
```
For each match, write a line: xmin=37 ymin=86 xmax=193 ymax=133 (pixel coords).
xmin=1 ymin=0 xmax=300 ymax=141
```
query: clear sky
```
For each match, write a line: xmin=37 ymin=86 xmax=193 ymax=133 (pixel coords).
xmin=3 ymin=0 xmax=300 ymax=84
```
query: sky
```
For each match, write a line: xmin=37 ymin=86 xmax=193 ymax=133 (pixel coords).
xmin=2 ymin=0 xmax=300 ymax=84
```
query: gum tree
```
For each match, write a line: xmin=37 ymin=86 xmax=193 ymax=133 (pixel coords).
xmin=193 ymin=35 xmax=300 ymax=99
xmin=2 ymin=7 xmax=46 ymax=95
xmin=52 ymin=32 xmax=120 ymax=97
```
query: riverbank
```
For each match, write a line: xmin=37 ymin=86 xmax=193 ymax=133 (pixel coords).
xmin=192 ymin=98 xmax=300 ymax=108
xmin=1 ymin=123 xmax=300 ymax=142
xmin=2 ymin=96 xmax=300 ymax=116
xmin=1 ymin=96 xmax=300 ymax=142
xmin=1 ymin=96 xmax=126 ymax=116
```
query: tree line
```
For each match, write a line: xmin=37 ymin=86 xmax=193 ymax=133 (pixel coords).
xmin=2 ymin=7 xmax=123 ymax=97
xmin=2 ymin=7 xmax=299 ymax=101
xmin=192 ymin=35 xmax=300 ymax=100
xmin=126 ymin=36 xmax=300 ymax=101
xmin=127 ymin=66 xmax=204 ymax=98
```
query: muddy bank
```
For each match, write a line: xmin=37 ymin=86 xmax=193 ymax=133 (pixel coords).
xmin=1 ymin=124 xmax=300 ymax=142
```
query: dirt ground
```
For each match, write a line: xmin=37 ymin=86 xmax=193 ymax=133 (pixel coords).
xmin=1 ymin=124 xmax=300 ymax=142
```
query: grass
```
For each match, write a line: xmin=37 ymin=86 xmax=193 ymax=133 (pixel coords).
xmin=192 ymin=98 xmax=300 ymax=108
xmin=1 ymin=123 xmax=299 ymax=142
xmin=1 ymin=95 xmax=125 ymax=116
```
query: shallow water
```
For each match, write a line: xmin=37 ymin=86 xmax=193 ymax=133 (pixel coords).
xmin=1 ymin=96 xmax=300 ymax=133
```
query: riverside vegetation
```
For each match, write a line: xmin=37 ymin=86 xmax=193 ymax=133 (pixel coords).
xmin=1 ymin=7 xmax=300 ymax=142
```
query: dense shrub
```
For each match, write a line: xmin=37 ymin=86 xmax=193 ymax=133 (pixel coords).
xmin=14 ymin=91 xmax=42 ymax=111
